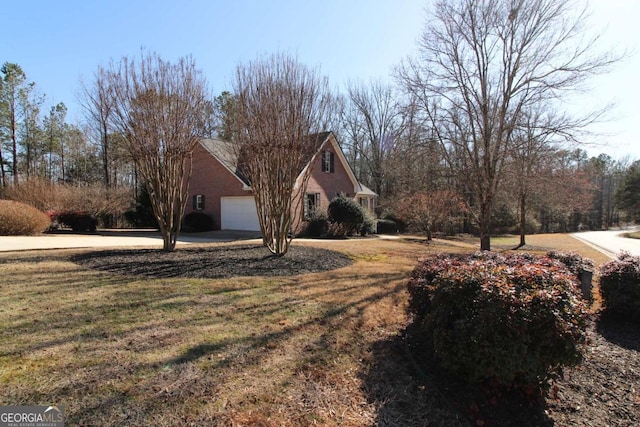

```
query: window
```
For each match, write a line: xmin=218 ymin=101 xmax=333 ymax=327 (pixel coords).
xmin=304 ymin=193 xmax=320 ymax=219
xmin=359 ymin=196 xmax=374 ymax=214
xmin=321 ymin=150 xmax=335 ymax=173
xmin=193 ymin=194 xmax=205 ymax=211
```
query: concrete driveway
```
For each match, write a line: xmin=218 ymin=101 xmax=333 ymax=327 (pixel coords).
xmin=571 ymin=228 xmax=640 ymax=259
xmin=0 ymin=230 xmax=262 ymax=252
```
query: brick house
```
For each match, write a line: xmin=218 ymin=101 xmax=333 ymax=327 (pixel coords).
xmin=186 ymin=131 xmax=376 ymax=232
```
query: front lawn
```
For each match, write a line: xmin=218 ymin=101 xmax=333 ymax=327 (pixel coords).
xmin=0 ymin=236 xmax=637 ymax=426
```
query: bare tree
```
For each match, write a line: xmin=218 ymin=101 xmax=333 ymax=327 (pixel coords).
xmin=503 ymin=109 xmax=561 ymax=247
xmin=398 ymin=0 xmax=616 ymax=250
xmin=107 ymin=51 xmax=210 ymax=251
xmin=341 ymin=80 xmax=404 ymax=198
xmin=395 ymin=190 xmax=468 ymax=240
xmin=231 ymin=53 xmax=334 ymax=256
xmin=78 ymin=66 xmax=115 ymax=191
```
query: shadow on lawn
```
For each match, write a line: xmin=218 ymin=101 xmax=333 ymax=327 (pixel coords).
xmin=362 ymin=326 xmax=556 ymax=427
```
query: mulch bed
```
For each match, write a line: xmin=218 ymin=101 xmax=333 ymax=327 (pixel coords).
xmin=70 ymin=244 xmax=353 ymax=278
xmin=402 ymin=316 xmax=640 ymax=426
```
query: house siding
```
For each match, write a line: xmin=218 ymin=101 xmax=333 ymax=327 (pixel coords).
xmin=186 ymin=133 xmax=373 ymax=234
xmin=307 ymin=143 xmax=356 ymax=207
xmin=291 ymin=138 xmax=357 ymax=233
xmin=187 ymin=143 xmax=250 ymax=230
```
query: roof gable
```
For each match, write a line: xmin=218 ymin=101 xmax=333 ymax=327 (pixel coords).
xmin=304 ymin=132 xmax=362 ymax=194
xmin=197 ymin=132 xmax=375 ymax=196
xmin=199 ymin=138 xmax=250 ymax=188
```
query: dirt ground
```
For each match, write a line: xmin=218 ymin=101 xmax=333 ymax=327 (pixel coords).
xmin=65 ymin=239 xmax=640 ymax=426
xmin=70 ymin=244 xmax=353 ymax=278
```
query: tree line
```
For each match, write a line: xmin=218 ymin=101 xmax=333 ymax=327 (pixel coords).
xmin=1 ymin=0 xmax=638 ymax=253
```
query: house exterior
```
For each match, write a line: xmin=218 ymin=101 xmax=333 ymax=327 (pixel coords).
xmin=186 ymin=131 xmax=376 ymax=233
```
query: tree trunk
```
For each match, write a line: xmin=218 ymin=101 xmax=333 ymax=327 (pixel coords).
xmin=516 ymin=193 xmax=527 ymax=249
xmin=102 ymin=124 xmax=110 ymax=191
xmin=163 ymin=230 xmax=177 ymax=252
xmin=11 ymin=117 xmax=18 ymax=185
xmin=0 ymin=144 xmax=6 ymax=188
xmin=479 ymin=200 xmax=492 ymax=251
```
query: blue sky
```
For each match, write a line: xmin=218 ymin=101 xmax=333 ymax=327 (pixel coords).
xmin=2 ymin=1 xmax=638 ymax=160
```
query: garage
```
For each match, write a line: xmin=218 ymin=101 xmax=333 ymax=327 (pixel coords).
xmin=220 ymin=196 xmax=261 ymax=231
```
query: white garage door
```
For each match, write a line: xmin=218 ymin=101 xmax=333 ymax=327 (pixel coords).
xmin=220 ymin=196 xmax=261 ymax=231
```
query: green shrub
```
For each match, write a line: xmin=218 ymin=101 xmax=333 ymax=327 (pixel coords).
xmin=360 ymin=215 xmax=376 ymax=236
xmin=407 ymin=252 xmax=589 ymax=390
xmin=304 ymin=209 xmax=329 ymax=237
xmin=328 ymin=194 xmax=367 ymax=236
xmin=55 ymin=211 xmax=98 ymax=232
xmin=599 ymin=252 xmax=640 ymax=321
xmin=124 ymin=184 xmax=158 ymax=228
xmin=0 ymin=200 xmax=51 ymax=235
xmin=376 ymin=218 xmax=400 ymax=234
xmin=183 ymin=212 xmax=214 ymax=232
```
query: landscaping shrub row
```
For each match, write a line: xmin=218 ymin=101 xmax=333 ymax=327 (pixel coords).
xmin=304 ymin=194 xmax=374 ymax=237
xmin=407 ymin=251 xmax=590 ymax=391
xmin=599 ymin=252 xmax=640 ymax=321
xmin=51 ymin=211 xmax=98 ymax=232
xmin=183 ymin=212 xmax=214 ymax=232
xmin=0 ymin=200 xmax=51 ymax=235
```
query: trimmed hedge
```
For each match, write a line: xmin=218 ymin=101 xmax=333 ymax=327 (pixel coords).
xmin=327 ymin=194 xmax=368 ymax=236
xmin=183 ymin=212 xmax=214 ymax=232
xmin=407 ymin=252 xmax=590 ymax=389
xmin=55 ymin=211 xmax=98 ymax=232
xmin=546 ymin=250 xmax=595 ymax=276
xmin=0 ymin=200 xmax=51 ymax=235
xmin=599 ymin=252 xmax=640 ymax=321
xmin=376 ymin=218 xmax=400 ymax=234
xmin=304 ymin=209 xmax=329 ymax=237
xmin=547 ymin=250 xmax=595 ymax=301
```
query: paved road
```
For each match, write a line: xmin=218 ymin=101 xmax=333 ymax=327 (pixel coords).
xmin=571 ymin=228 xmax=640 ymax=259
xmin=0 ymin=230 xmax=261 ymax=252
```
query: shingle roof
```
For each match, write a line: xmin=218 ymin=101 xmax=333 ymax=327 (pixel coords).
xmin=199 ymin=138 xmax=249 ymax=185
xmin=199 ymin=132 xmax=377 ymax=197
xmin=200 ymin=132 xmax=334 ymax=185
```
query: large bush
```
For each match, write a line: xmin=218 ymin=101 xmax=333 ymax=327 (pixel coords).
xmin=5 ymin=178 xmax=131 ymax=221
xmin=183 ymin=212 xmax=214 ymax=232
xmin=547 ymin=250 xmax=595 ymax=301
xmin=327 ymin=194 xmax=368 ymax=236
xmin=0 ymin=200 xmax=51 ymax=235
xmin=303 ymin=208 xmax=329 ymax=237
xmin=376 ymin=218 xmax=400 ymax=235
xmin=407 ymin=252 xmax=589 ymax=389
xmin=55 ymin=211 xmax=98 ymax=232
xmin=599 ymin=252 xmax=640 ymax=321
xmin=546 ymin=250 xmax=595 ymax=276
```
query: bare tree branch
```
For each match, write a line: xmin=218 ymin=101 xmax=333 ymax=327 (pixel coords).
xmin=397 ymin=0 xmax=618 ymax=250
xmin=107 ymin=51 xmax=210 ymax=251
xmin=231 ymin=52 xmax=334 ymax=256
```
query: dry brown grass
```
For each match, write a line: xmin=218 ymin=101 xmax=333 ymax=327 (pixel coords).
xmin=622 ymin=231 xmax=640 ymax=240
xmin=0 ymin=234 xmax=612 ymax=426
